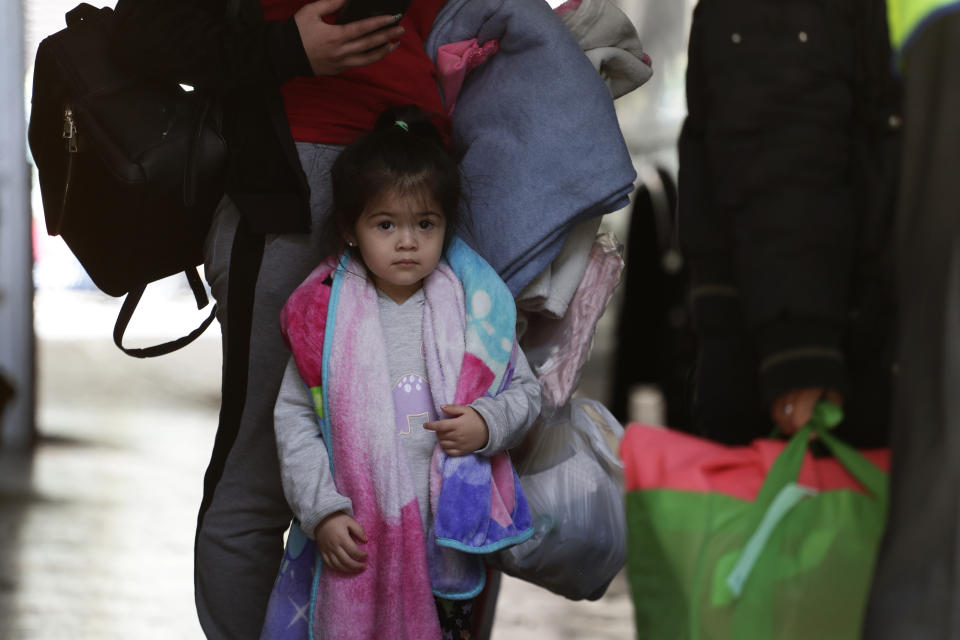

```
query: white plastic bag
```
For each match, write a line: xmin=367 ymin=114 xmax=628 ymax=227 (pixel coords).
xmin=491 ymin=397 xmax=626 ymax=600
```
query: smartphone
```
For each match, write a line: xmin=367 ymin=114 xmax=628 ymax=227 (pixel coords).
xmin=335 ymin=0 xmax=414 ymax=24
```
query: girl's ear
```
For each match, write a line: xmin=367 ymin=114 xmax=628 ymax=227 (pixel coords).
xmin=342 ymin=226 xmax=357 ymax=248
xmin=332 ymin=211 xmax=356 ymax=248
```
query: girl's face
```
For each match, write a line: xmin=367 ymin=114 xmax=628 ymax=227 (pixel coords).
xmin=346 ymin=187 xmax=447 ymax=304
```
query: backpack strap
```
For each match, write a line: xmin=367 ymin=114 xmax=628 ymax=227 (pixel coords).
xmin=113 ymin=268 xmax=218 ymax=358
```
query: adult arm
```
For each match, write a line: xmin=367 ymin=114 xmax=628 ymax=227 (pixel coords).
xmin=112 ymin=0 xmax=403 ymax=91
xmin=274 ymin=357 xmax=353 ymax=540
xmin=683 ymin=1 xmax=860 ymax=413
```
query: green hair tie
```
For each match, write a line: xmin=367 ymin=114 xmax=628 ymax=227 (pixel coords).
xmin=394 ymin=120 xmax=409 ymax=132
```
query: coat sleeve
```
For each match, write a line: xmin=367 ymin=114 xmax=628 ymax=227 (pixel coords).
xmin=680 ymin=0 xmax=884 ymax=405
xmin=111 ymin=0 xmax=313 ymax=91
xmin=274 ymin=358 xmax=353 ymax=539
xmin=471 ymin=345 xmax=542 ymax=455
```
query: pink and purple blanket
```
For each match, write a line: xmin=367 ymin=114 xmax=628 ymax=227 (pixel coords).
xmin=261 ymin=237 xmax=533 ymax=640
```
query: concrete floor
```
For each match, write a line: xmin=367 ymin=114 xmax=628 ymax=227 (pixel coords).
xmin=0 ymin=287 xmax=636 ymax=639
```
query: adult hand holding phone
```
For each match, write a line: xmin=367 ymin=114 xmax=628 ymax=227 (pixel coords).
xmin=294 ymin=0 xmax=404 ymax=76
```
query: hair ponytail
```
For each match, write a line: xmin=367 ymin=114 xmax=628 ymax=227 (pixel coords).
xmin=372 ymin=106 xmax=447 ymax=146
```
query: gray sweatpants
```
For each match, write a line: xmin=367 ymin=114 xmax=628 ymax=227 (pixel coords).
xmin=195 ymin=143 xmax=343 ymax=639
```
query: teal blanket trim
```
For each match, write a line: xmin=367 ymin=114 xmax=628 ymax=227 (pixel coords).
xmin=433 ymin=578 xmax=486 ymax=601
xmin=435 ymin=527 xmax=535 ymax=555
xmin=308 ymin=252 xmax=348 ymax=639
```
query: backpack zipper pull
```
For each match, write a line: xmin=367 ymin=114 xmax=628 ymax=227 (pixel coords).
xmin=62 ymin=107 xmax=78 ymax=153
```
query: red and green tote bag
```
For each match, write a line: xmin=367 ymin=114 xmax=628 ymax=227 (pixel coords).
xmin=621 ymin=403 xmax=889 ymax=639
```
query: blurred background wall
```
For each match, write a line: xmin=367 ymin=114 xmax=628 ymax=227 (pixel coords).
xmin=0 ymin=0 xmax=34 ymax=450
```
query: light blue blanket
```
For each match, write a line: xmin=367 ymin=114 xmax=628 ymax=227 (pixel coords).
xmin=426 ymin=0 xmax=637 ymax=294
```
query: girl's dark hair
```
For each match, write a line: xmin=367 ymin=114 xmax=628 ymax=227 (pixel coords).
xmin=330 ymin=106 xmax=461 ymax=246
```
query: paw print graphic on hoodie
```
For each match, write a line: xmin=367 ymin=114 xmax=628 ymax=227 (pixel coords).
xmin=392 ymin=373 xmax=436 ymax=436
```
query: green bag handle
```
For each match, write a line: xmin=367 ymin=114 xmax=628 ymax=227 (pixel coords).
xmin=725 ymin=402 xmax=888 ymax=598
xmin=754 ymin=402 xmax=887 ymax=507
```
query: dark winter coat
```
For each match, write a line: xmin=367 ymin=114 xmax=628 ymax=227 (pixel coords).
xmin=112 ymin=0 xmax=315 ymax=234
xmin=679 ymin=0 xmax=901 ymax=434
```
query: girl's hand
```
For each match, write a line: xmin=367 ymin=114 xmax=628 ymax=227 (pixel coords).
xmin=314 ymin=512 xmax=368 ymax=573
xmin=424 ymin=405 xmax=489 ymax=456
xmin=770 ymin=388 xmax=844 ymax=435
xmin=294 ymin=0 xmax=405 ymax=76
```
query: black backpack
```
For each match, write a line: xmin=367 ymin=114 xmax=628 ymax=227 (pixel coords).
xmin=28 ymin=3 xmax=226 ymax=357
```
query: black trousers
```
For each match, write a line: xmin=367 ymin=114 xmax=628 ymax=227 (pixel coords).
xmin=864 ymin=12 xmax=960 ymax=639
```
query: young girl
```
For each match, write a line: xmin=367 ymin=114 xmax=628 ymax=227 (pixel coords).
xmin=263 ymin=106 xmax=542 ymax=640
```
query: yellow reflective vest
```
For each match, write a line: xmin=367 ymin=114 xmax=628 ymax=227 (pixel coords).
xmin=888 ymin=0 xmax=960 ymax=51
